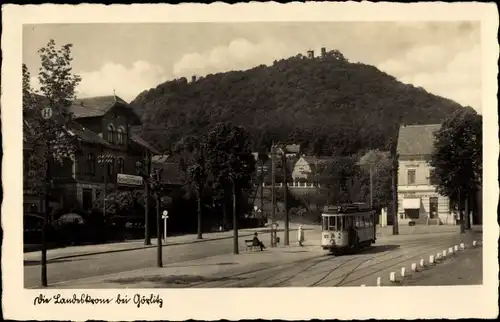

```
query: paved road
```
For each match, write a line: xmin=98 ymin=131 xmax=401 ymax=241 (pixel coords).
xmin=24 ymin=228 xmax=307 ymax=288
xmin=189 ymin=231 xmax=480 ymax=288
xmin=40 ymin=227 xmax=481 ymax=289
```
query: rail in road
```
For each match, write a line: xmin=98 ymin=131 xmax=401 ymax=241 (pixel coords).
xmin=186 ymin=233 xmax=478 ymax=288
xmin=48 ymin=230 xmax=480 ymax=289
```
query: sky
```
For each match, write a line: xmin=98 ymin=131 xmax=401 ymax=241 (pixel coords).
xmin=22 ymin=22 xmax=482 ymax=112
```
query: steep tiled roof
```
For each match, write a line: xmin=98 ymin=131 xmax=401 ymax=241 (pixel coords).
xmin=397 ymin=124 xmax=441 ymax=156
xmin=69 ymin=122 xmax=110 ymax=146
xmin=70 ymin=95 xmax=129 ymax=118
xmin=130 ymin=134 xmax=161 ymax=155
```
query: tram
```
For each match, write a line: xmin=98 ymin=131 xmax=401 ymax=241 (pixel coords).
xmin=321 ymin=203 xmax=376 ymax=254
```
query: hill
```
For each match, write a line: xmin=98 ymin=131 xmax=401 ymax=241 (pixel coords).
xmin=130 ymin=49 xmax=467 ymax=156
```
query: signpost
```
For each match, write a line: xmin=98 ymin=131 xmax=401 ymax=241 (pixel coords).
xmin=162 ymin=210 xmax=169 ymax=242
xmin=41 ymin=107 xmax=53 ymax=120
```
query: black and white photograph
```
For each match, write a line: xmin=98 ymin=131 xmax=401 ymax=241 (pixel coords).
xmin=2 ymin=2 xmax=498 ymax=321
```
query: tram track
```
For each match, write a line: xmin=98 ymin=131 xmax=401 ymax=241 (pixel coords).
xmin=186 ymin=233 xmax=466 ymax=288
xmin=309 ymin=236 xmax=466 ymax=287
xmin=198 ymin=237 xmax=447 ymax=288
xmin=303 ymin=238 xmax=443 ymax=282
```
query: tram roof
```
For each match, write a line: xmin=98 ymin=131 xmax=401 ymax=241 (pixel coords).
xmin=322 ymin=203 xmax=373 ymax=215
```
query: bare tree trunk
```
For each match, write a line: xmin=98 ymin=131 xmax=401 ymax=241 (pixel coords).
xmin=465 ymin=192 xmax=471 ymax=230
xmin=156 ymin=193 xmax=163 ymax=267
xmin=458 ymin=189 xmax=465 ymax=234
xmin=197 ymin=193 xmax=202 ymax=239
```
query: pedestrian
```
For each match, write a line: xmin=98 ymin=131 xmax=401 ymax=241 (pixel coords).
xmin=252 ymin=232 xmax=266 ymax=251
xmin=298 ymin=225 xmax=305 ymax=246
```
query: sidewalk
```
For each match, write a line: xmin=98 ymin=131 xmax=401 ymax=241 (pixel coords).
xmin=47 ymin=235 xmax=324 ymax=289
xmin=376 ymin=224 xmax=469 ymax=236
xmin=24 ymin=222 xmax=317 ymax=262
xmin=401 ymin=243 xmax=483 ymax=286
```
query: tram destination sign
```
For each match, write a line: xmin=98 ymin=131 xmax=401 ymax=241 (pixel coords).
xmin=117 ymin=173 xmax=143 ymax=187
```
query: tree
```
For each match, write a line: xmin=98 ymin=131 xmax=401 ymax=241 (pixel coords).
xmin=358 ymin=149 xmax=392 ymax=209
xmin=185 ymin=138 xmax=208 ymax=239
xmin=23 ymin=39 xmax=82 ymax=287
xmin=430 ymin=109 xmax=482 ymax=233
xmin=204 ymin=122 xmax=256 ymax=254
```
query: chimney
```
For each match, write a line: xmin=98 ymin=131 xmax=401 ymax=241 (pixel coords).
xmin=192 ymin=75 xmax=197 ymax=83
xmin=307 ymin=50 xmax=314 ymax=59
xmin=321 ymin=47 xmax=326 ymax=57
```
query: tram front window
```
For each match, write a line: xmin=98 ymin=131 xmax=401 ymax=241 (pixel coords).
xmin=328 ymin=216 xmax=336 ymax=231
xmin=322 ymin=216 xmax=329 ymax=231
xmin=336 ymin=216 xmax=343 ymax=231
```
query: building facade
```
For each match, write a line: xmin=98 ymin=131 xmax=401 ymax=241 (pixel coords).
xmin=396 ymin=124 xmax=455 ymax=225
xmin=23 ymin=95 xmax=159 ymax=216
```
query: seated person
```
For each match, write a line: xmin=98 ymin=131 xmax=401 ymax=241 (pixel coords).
xmin=252 ymin=232 xmax=266 ymax=251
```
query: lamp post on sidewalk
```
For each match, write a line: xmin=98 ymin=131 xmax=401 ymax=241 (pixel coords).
xmin=150 ymin=168 xmax=164 ymax=267
xmin=98 ymin=152 xmax=115 ymax=218
xmin=136 ymin=157 xmax=152 ymax=245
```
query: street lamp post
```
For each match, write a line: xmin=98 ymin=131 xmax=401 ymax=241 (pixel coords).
xmin=150 ymin=168 xmax=164 ymax=267
xmin=136 ymin=156 xmax=152 ymax=245
xmin=281 ymin=146 xmax=289 ymax=246
xmin=97 ymin=153 xmax=115 ymax=217
xmin=40 ymin=106 xmax=53 ymax=287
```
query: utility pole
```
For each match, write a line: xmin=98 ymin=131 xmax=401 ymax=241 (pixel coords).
xmin=392 ymin=156 xmax=399 ymax=235
xmin=260 ymin=158 xmax=264 ymax=225
xmin=270 ymin=144 xmax=276 ymax=247
xmin=144 ymin=151 xmax=151 ymax=245
xmin=151 ymin=168 xmax=164 ymax=267
xmin=232 ymin=177 xmax=239 ymax=254
xmin=369 ymin=166 xmax=373 ymax=207
xmin=282 ymin=147 xmax=289 ymax=246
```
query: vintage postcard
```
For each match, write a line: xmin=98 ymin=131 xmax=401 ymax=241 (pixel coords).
xmin=1 ymin=2 xmax=498 ymax=320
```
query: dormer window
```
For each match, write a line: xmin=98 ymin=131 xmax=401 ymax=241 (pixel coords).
xmin=117 ymin=126 xmax=125 ymax=145
xmin=107 ymin=124 xmax=115 ymax=143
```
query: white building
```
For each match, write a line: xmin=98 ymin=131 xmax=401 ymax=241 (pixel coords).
xmin=396 ymin=124 xmax=456 ymax=225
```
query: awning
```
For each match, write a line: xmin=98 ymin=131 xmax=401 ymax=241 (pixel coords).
xmin=403 ymin=198 xmax=421 ymax=209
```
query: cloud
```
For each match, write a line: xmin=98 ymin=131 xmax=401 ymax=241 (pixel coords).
xmin=31 ymin=61 xmax=170 ymax=102
xmin=378 ymin=43 xmax=482 ymax=112
xmin=77 ymin=61 xmax=170 ymax=102
xmin=172 ymin=38 xmax=290 ymax=77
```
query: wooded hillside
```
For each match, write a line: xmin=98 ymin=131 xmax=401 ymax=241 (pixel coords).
xmin=130 ymin=49 xmax=466 ymax=156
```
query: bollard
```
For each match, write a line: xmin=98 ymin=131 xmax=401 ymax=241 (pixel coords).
xmin=389 ymin=272 xmax=396 ymax=282
xmin=401 ymin=267 xmax=406 ymax=277
xmin=411 ymin=263 xmax=417 ymax=272
xmin=460 ymin=243 xmax=465 ymax=250
xmin=442 ymin=250 xmax=447 ymax=258
xmin=429 ymin=255 xmax=434 ymax=264
xmin=376 ymin=277 xmax=382 ymax=286
xmin=419 ymin=259 xmax=425 ymax=267
xmin=454 ymin=245 xmax=459 ymax=252
xmin=473 ymin=240 xmax=477 ymax=247
xmin=360 ymin=284 xmax=366 ymax=287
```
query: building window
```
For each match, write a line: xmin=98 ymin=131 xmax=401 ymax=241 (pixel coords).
xmin=107 ymin=159 xmax=115 ymax=178
xmin=117 ymin=127 xmax=125 ymax=145
xmin=117 ymin=157 xmax=124 ymax=174
xmin=107 ymin=124 xmax=115 ymax=143
xmin=429 ymin=169 xmax=438 ymax=185
xmin=429 ymin=197 xmax=439 ymax=219
xmin=86 ymin=153 xmax=96 ymax=174
xmin=407 ymin=169 xmax=416 ymax=185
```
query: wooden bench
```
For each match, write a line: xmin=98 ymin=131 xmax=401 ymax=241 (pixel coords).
xmin=244 ymin=239 xmax=261 ymax=252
